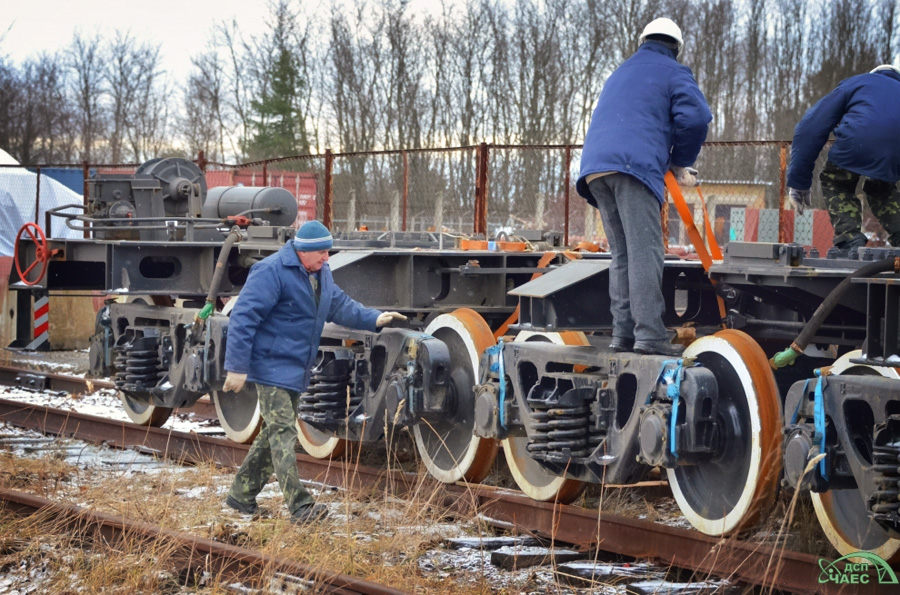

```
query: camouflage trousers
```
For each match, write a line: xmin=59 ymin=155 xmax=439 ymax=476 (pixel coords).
xmin=820 ymin=160 xmax=900 ymax=248
xmin=228 ymin=383 xmax=313 ymax=514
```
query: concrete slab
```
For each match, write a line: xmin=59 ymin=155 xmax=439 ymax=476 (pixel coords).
xmin=490 ymin=545 xmax=585 ymax=571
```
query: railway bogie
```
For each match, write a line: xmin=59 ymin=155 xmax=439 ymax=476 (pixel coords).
xmin=10 ymin=157 xmax=900 ymax=563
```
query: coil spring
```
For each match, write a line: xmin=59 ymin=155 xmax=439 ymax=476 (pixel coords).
xmin=114 ymin=338 xmax=162 ymax=392
xmin=298 ymin=358 xmax=355 ymax=426
xmin=526 ymin=403 xmax=602 ymax=462
xmin=869 ymin=444 xmax=900 ymax=523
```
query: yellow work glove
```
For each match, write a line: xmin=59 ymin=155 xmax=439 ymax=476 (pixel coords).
xmin=376 ymin=311 xmax=408 ymax=328
xmin=223 ymin=372 xmax=247 ymax=392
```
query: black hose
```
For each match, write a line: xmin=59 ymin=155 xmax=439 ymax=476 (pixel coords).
xmin=770 ymin=257 xmax=899 ymax=367
xmin=194 ymin=228 xmax=242 ymax=326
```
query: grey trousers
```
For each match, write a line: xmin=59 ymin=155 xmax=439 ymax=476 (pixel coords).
xmin=588 ymin=174 xmax=668 ymax=342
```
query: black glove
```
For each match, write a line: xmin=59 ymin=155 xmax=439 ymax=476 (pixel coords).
xmin=789 ymin=188 xmax=811 ymax=215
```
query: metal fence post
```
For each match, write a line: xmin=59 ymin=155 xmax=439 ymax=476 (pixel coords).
xmin=778 ymin=142 xmax=788 ymax=243
xmin=402 ymin=151 xmax=408 ymax=231
xmin=324 ymin=149 xmax=334 ymax=229
xmin=475 ymin=142 xmax=488 ymax=237
xmin=82 ymin=160 xmax=90 ymax=239
xmin=564 ymin=145 xmax=572 ymax=246
xmin=34 ymin=165 xmax=41 ymax=225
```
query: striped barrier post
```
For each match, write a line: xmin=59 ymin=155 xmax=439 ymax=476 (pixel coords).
xmin=9 ymin=290 xmax=50 ymax=351
xmin=26 ymin=292 xmax=50 ymax=351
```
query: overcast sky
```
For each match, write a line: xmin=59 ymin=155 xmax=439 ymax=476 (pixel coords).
xmin=1 ymin=0 xmax=446 ymax=85
xmin=1 ymin=1 xmax=445 ymax=83
xmin=1 ymin=0 xmax=273 ymax=81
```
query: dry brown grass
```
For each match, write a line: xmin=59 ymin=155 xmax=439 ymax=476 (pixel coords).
xmin=0 ymin=441 xmax=530 ymax=593
xmin=0 ymin=430 xmax=851 ymax=594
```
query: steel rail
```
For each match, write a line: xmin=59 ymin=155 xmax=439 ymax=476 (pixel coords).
xmin=0 ymin=364 xmax=218 ymax=420
xmin=0 ymin=488 xmax=407 ymax=595
xmin=0 ymin=392 xmax=886 ymax=594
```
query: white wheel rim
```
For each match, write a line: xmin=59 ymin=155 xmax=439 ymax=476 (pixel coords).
xmin=413 ymin=310 xmax=497 ymax=483
xmin=669 ymin=334 xmax=770 ymax=535
xmin=503 ymin=331 xmax=587 ymax=501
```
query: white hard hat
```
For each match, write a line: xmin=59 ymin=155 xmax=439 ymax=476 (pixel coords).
xmin=870 ymin=64 xmax=900 ymax=75
xmin=639 ymin=18 xmax=684 ymax=52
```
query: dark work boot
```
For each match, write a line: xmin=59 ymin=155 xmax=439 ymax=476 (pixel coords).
xmin=829 ymin=235 xmax=868 ymax=259
xmin=634 ymin=340 xmax=685 ymax=357
xmin=848 ymin=235 xmax=868 ymax=259
xmin=225 ymin=494 xmax=258 ymax=515
xmin=291 ymin=503 xmax=329 ymax=524
xmin=609 ymin=337 xmax=635 ymax=352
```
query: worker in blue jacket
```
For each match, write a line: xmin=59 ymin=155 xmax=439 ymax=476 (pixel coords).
xmin=787 ymin=65 xmax=900 ymax=256
xmin=577 ymin=17 xmax=711 ymax=357
xmin=222 ymin=220 xmax=406 ymax=523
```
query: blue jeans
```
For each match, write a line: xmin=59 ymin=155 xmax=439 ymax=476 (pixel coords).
xmin=588 ymin=174 xmax=668 ymax=343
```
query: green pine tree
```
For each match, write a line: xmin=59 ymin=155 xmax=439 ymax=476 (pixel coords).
xmin=246 ymin=39 xmax=310 ymax=160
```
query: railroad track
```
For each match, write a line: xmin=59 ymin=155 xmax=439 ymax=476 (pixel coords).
xmin=1 ymin=488 xmax=406 ymax=595
xmin=0 ymin=364 xmax=888 ymax=594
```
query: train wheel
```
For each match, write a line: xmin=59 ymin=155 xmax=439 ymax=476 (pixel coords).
xmin=503 ymin=331 xmax=587 ymax=503
xmin=413 ymin=308 xmax=499 ymax=483
xmin=212 ymin=386 xmax=261 ymax=444
xmin=119 ymin=390 xmax=172 ymax=426
xmin=210 ymin=294 xmax=263 ymax=444
xmin=810 ymin=350 xmax=900 ymax=562
xmin=670 ymin=329 xmax=783 ymax=536
xmin=296 ymin=421 xmax=348 ymax=459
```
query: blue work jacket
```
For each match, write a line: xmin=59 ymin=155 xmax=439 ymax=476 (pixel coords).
xmin=224 ymin=242 xmax=380 ymax=392
xmin=577 ymin=41 xmax=711 ymax=205
xmin=787 ymin=68 xmax=900 ymax=189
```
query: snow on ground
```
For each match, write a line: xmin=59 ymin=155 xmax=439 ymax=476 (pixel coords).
xmin=1 ymin=349 xmax=221 ymax=435
xmin=0 ymin=349 xmax=726 ymax=594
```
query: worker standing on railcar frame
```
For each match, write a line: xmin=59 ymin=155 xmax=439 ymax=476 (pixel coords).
xmin=222 ymin=220 xmax=406 ymax=523
xmin=576 ymin=17 xmax=712 ymax=357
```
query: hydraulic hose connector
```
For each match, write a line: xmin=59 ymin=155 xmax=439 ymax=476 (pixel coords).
xmin=770 ymin=342 xmax=803 ymax=370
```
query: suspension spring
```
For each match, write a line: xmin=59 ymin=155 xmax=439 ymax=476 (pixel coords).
xmin=298 ymin=356 xmax=355 ymax=426
xmin=869 ymin=445 xmax=900 ymax=524
xmin=527 ymin=404 xmax=594 ymax=462
xmin=114 ymin=336 xmax=162 ymax=392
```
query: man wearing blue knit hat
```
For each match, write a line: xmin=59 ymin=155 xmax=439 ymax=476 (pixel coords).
xmin=222 ymin=220 xmax=406 ymax=523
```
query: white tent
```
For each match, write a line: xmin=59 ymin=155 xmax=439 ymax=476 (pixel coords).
xmin=0 ymin=148 xmax=85 ymax=257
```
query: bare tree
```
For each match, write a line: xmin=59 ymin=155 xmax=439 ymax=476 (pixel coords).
xmin=105 ymin=32 xmax=168 ymax=162
xmin=181 ymin=52 xmax=229 ymax=161
xmin=874 ymin=0 xmax=898 ymax=64
xmin=326 ymin=6 xmax=382 ymax=152
xmin=67 ymin=33 xmax=107 ymax=162
xmin=381 ymin=0 xmax=426 ymax=150
xmin=25 ymin=53 xmax=76 ymax=162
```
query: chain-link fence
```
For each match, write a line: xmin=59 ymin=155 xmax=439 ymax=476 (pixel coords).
xmin=2 ymin=141 xmax=847 ymax=255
